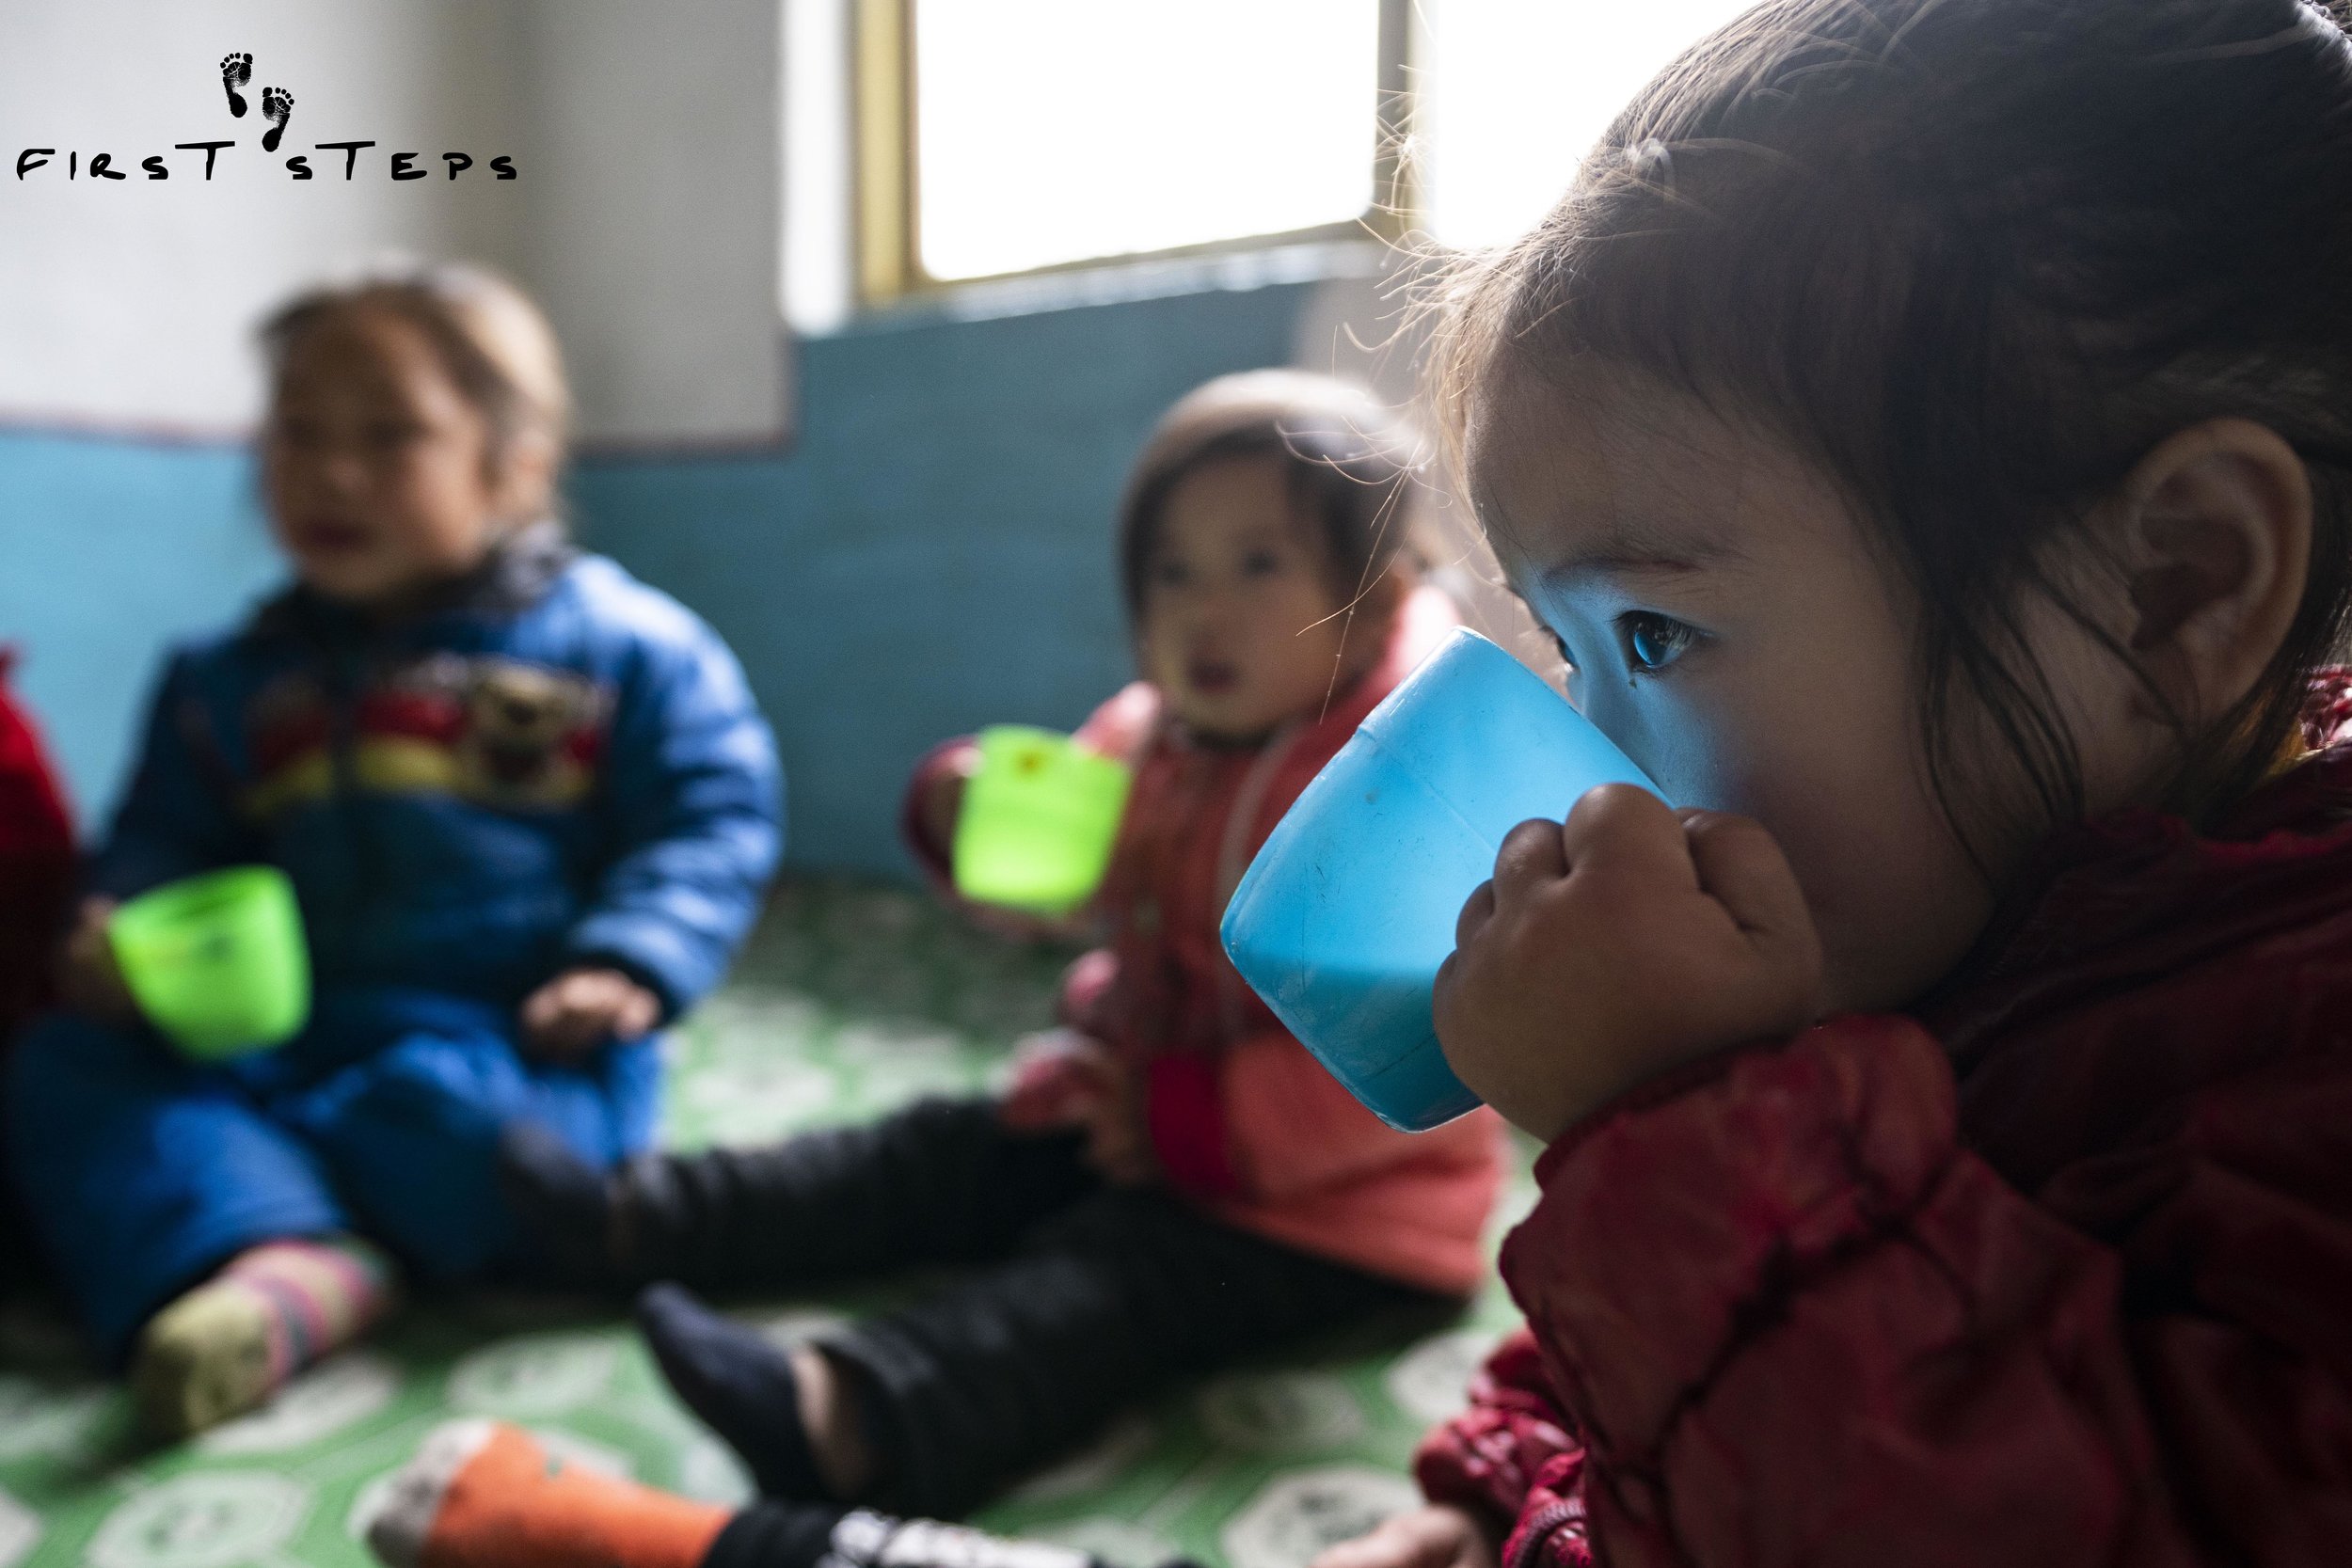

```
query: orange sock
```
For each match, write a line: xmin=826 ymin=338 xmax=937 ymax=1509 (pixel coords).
xmin=369 ymin=1421 xmax=730 ymax=1568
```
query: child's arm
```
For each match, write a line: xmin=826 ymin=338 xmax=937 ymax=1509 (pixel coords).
xmin=1443 ymin=788 xmax=2352 ymax=1565
xmin=556 ymin=628 xmax=781 ymax=1027
xmin=0 ymin=664 xmax=76 ymax=1033
xmin=59 ymin=654 xmax=260 ymax=1020
xmin=1500 ymin=1015 xmax=2352 ymax=1566
xmin=91 ymin=652 xmax=259 ymax=899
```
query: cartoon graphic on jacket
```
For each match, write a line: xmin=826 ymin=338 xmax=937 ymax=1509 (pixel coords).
xmin=10 ymin=525 xmax=783 ymax=1354
xmin=1411 ymin=680 xmax=2352 ymax=1567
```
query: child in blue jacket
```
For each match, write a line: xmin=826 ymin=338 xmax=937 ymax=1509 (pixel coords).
xmin=9 ymin=263 xmax=782 ymax=1435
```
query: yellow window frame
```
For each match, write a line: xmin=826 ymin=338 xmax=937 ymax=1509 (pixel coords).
xmin=853 ymin=0 xmax=1416 ymax=307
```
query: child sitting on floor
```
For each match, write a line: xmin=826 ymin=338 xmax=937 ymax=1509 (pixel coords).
xmin=0 ymin=656 xmax=73 ymax=1050
xmin=386 ymin=370 xmax=1504 ymax=1568
xmin=0 ymin=657 xmax=75 ymax=1293
xmin=8 ymin=262 xmax=782 ymax=1434
xmin=1311 ymin=1 xmax=2352 ymax=1564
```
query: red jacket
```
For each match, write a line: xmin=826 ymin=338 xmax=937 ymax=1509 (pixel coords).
xmin=1416 ymin=698 xmax=2352 ymax=1565
xmin=906 ymin=590 xmax=1504 ymax=1296
xmin=0 ymin=657 xmax=72 ymax=1044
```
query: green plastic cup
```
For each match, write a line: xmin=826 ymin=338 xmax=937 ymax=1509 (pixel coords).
xmin=951 ymin=726 xmax=1134 ymax=915
xmin=109 ymin=866 xmax=311 ymax=1061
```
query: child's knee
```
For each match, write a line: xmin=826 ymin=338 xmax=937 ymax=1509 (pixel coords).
xmin=7 ymin=1010 xmax=170 ymax=1123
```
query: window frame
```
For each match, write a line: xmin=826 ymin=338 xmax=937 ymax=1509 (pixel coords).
xmin=852 ymin=0 xmax=1416 ymax=306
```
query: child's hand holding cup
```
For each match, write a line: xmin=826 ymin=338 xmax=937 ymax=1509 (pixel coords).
xmin=60 ymin=895 xmax=136 ymax=1025
xmin=1435 ymin=790 xmax=1823 ymax=1142
xmin=934 ymin=726 xmax=1133 ymax=941
xmin=1222 ymin=628 xmax=1825 ymax=1140
xmin=104 ymin=867 xmax=311 ymax=1060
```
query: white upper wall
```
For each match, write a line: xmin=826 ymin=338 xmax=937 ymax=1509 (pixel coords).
xmin=515 ymin=0 xmax=788 ymax=447
xmin=0 ymin=0 xmax=786 ymax=447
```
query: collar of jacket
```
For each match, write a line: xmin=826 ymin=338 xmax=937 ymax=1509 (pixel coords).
xmin=247 ymin=518 xmax=578 ymax=648
xmin=1920 ymin=672 xmax=2352 ymax=1062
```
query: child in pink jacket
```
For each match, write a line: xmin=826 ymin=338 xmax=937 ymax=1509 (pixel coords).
xmin=457 ymin=372 xmax=1503 ymax=1568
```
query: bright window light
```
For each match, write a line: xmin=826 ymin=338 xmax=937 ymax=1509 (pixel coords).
xmin=1422 ymin=0 xmax=1763 ymax=250
xmin=914 ymin=0 xmax=1382 ymax=281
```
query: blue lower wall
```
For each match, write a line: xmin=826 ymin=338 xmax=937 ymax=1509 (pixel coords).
xmin=0 ymin=277 xmax=1312 ymax=876
xmin=573 ymin=279 xmax=1313 ymax=877
xmin=0 ymin=432 xmax=277 ymax=833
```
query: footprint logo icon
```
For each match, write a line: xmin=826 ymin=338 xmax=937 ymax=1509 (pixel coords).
xmin=220 ymin=53 xmax=252 ymax=118
xmin=261 ymin=87 xmax=294 ymax=153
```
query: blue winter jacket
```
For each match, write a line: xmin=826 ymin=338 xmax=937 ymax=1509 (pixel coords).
xmin=93 ymin=527 xmax=783 ymax=1018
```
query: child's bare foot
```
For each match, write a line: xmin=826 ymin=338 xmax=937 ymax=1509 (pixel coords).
xmin=636 ymin=1284 xmax=874 ymax=1500
xmin=219 ymin=53 xmax=252 ymax=118
xmin=133 ymin=1235 xmax=396 ymax=1436
xmin=369 ymin=1420 xmax=729 ymax=1568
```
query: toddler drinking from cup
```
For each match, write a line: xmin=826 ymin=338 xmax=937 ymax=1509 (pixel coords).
xmin=459 ymin=372 xmax=1505 ymax=1568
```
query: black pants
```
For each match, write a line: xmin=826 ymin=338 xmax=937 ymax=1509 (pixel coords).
xmin=646 ymin=1097 xmax=1448 ymax=1517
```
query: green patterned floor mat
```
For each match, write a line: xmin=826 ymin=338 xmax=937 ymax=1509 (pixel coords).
xmin=0 ymin=879 xmax=1536 ymax=1568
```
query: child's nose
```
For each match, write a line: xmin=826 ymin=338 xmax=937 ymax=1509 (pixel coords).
xmin=313 ymin=451 xmax=369 ymax=494
xmin=1188 ymin=588 xmax=1245 ymax=632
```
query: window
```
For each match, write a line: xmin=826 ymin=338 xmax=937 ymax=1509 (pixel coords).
xmin=1418 ymin=0 xmax=1763 ymax=248
xmin=849 ymin=0 xmax=1762 ymax=304
xmin=856 ymin=0 xmax=1408 ymax=297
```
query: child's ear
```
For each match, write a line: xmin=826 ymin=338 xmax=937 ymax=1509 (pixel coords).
xmin=1359 ymin=554 xmax=1419 ymax=622
xmin=490 ymin=429 xmax=560 ymax=520
xmin=2114 ymin=418 xmax=2312 ymax=727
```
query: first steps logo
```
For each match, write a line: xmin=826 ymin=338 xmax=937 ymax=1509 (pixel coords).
xmin=15 ymin=51 xmax=517 ymax=183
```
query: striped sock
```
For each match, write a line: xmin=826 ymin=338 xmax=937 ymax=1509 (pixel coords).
xmin=134 ymin=1234 xmax=398 ymax=1436
xmin=225 ymin=1237 xmax=397 ymax=1383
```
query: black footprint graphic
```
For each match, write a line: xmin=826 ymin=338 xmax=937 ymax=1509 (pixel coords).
xmin=261 ymin=87 xmax=294 ymax=153
xmin=220 ymin=53 xmax=252 ymax=118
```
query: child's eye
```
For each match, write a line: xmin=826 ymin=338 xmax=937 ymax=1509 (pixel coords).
xmin=1150 ymin=559 xmax=1192 ymax=590
xmin=1239 ymin=548 xmax=1282 ymax=578
xmin=363 ymin=420 xmax=425 ymax=451
xmin=1547 ymin=630 xmax=1578 ymax=674
xmin=1618 ymin=611 xmax=1699 ymax=673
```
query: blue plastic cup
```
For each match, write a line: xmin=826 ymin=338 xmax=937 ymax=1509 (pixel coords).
xmin=1219 ymin=628 xmax=1666 ymax=1132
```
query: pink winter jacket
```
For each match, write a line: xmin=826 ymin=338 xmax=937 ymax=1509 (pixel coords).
xmin=1412 ymin=682 xmax=2352 ymax=1565
xmin=904 ymin=589 xmax=1504 ymax=1297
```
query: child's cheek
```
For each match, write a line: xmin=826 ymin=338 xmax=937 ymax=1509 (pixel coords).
xmin=1582 ymin=685 xmax=1739 ymax=812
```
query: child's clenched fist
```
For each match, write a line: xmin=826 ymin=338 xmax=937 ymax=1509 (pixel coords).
xmin=1434 ymin=784 xmax=1823 ymax=1143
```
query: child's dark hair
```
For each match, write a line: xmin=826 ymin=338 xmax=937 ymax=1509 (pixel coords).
xmin=261 ymin=261 xmax=571 ymax=467
xmin=1119 ymin=371 xmax=1425 ymax=622
xmin=1436 ymin=0 xmax=2352 ymax=852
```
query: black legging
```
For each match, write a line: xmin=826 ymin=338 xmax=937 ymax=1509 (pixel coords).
xmin=631 ymin=1097 xmax=1453 ymax=1517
